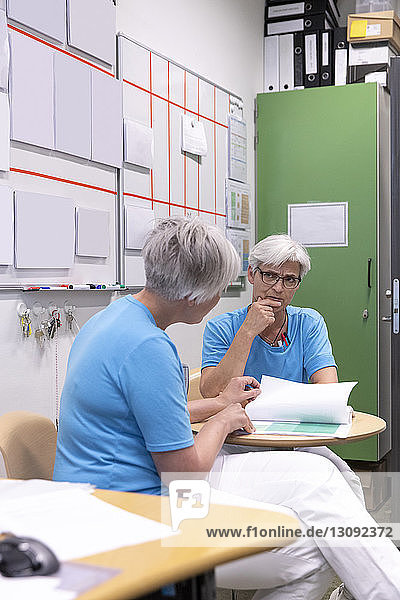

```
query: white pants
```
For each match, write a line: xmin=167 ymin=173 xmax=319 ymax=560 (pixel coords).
xmin=211 ymin=451 xmax=400 ymax=600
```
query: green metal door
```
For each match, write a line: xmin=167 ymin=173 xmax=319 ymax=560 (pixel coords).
xmin=256 ymin=83 xmax=378 ymax=461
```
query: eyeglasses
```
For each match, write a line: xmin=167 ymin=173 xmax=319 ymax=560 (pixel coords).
xmin=253 ymin=267 xmax=301 ymax=289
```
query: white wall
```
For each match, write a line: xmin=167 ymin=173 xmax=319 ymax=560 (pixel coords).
xmin=117 ymin=0 xmax=265 ymax=367
xmin=0 ymin=1 xmax=264 ymax=433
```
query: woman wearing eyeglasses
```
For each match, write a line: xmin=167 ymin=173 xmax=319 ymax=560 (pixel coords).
xmin=200 ymin=234 xmax=364 ymax=509
xmin=200 ymin=234 xmax=338 ymax=393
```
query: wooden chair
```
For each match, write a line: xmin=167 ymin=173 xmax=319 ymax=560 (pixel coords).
xmin=188 ymin=368 xmax=202 ymax=401
xmin=0 ymin=411 xmax=57 ymax=479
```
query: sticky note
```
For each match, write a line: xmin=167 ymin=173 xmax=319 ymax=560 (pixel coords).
xmin=350 ymin=19 xmax=368 ymax=38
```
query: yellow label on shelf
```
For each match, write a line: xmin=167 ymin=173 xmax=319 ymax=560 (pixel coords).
xmin=350 ymin=19 xmax=368 ymax=38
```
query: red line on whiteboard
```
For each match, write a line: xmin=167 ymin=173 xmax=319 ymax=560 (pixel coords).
xmin=214 ymin=86 xmax=217 ymax=225
xmin=123 ymin=78 xmax=228 ymax=128
xmin=184 ymin=70 xmax=187 ymax=216
xmin=149 ymin=52 xmax=154 ymax=209
xmin=8 ymin=24 xmax=114 ymax=77
xmin=167 ymin=62 xmax=171 ymax=216
xmin=124 ymin=192 xmax=225 ymax=218
xmin=10 ymin=167 xmax=117 ymax=194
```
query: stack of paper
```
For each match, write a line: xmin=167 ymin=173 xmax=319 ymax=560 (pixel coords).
xmin=245 ymin=375 xmax=358 ymax=438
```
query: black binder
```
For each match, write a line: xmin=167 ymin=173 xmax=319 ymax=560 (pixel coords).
xmin=294 ymin=32 xmax=305 ymax=88
xmin=333 ymin=27 xmax=348 ymax=86
xmin=304 ymin=31 xmax=320 ymax=87
xmin=320 ymin=30 xmax=333 ymax=86
xmin=265 ymin=13 xmax=334 ymax=36
xmin=265 ymin=0 xmax=339 ymax=27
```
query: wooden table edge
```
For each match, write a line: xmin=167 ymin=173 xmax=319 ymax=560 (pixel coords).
xmin=191 ymin=411 xmax=387 ymax=447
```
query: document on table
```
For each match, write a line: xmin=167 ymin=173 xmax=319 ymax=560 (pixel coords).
xmin=245 ymin=375 xmax=357 ymax=438
xmin=0 ymin=479 xmax=177 ymax=561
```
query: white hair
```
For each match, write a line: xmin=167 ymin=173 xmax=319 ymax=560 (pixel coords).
xmin=142 ymin=217 xmax=240 ymax=304
xmin=249 ymin=234 xmax=311 ymax=279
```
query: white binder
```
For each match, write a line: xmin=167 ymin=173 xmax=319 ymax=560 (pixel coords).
xmin=279 ymin=34 xmax=294 ymax=91
xmin=264 ymin=35 xmax=279 ymax=93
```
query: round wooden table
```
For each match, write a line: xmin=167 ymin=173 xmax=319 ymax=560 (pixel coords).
xmin=191 ymin=411 xmax=386 ymax=448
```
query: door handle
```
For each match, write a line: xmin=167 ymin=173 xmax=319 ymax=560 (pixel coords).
xmin=367 ymin=258 xmax=372 ymax=288
xmin=394 ymin=279 xmax=399 ymax=334
xmin=382 ymin=316 xmax=392 ymax=322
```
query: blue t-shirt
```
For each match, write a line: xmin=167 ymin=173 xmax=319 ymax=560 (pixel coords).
xmin=53 ymin=296 xmax=194 ymax=495
xmin=202 ymin=305 xmax=336 ymax=383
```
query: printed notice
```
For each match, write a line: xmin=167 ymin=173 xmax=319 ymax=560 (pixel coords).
xmin=288 ymin=202 xmax=348 ymax=247
xmin=228 ymin=115 xmax=247 ymax=183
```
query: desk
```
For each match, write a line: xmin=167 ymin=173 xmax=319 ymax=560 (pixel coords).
xmin=191 ymin=411 xmax=386 ymax=448
xmin=76 ymin=489 xmax=300 ymax=600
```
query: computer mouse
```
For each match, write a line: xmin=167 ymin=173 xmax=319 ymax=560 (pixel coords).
xmin=0 ymin=535 xmax=60 ymax=577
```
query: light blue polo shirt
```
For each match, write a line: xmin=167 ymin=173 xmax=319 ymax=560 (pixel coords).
xmin=53 ymin=296 xmax=194 ymax=495
xmin=202 ymin=305 xmax=336 ymax=383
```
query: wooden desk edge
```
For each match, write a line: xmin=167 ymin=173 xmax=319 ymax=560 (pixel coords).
xmin=76 ymin=490 xmax=300 ymax=600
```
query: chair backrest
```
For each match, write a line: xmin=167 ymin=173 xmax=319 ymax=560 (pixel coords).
xmin=187 ymin=368 xmax=202 ymax=401
xmin=0 ymin=411 xmax=57 ymax=480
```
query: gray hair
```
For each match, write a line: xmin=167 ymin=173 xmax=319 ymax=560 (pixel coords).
xmin=249 ymin=234 xmax=311 ymax=279
xmin=142 ymin=217 xmax=240 ymax=303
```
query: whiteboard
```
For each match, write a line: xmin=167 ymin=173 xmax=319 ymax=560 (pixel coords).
xmin=7 ymin=0 xmax=66 ymax=43
xmin=118 ymin=34 xmax=242 ymax=286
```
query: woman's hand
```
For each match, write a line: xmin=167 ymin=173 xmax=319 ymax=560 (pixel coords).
xmin=217 ymin=376 xmax=261 ymax=409
xmin=213 ymin=402 xmax=256 ymax=434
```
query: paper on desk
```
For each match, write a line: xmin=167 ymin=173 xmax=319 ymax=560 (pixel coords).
xmin=0 ymin=479 xmax=176 ymax=561
xmin=245 ymin=375 xmax=357 ymax=424
xmin=181 ymin=114 xmax=207 ymax=156
xmin=251 ymin=408 xmax=353 ymax=439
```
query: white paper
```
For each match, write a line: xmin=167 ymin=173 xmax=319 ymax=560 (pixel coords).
xmin=288 ymin=202 xmax=348 ymax=247
xmin=181 ymin=114 xmax=207 ymax=156
xmin=226 ymin=228 xmax=250 ymax=275
xmin=0 ymin=186 xmax=13 ymax=264
xmin=0 ymin=9 xmax=9 ymax=91
xmin=0 ymin=90 xmax=9 ymax=171
xmin=67 ymin=0 xmax=116 ymax=66
xmin=225 ymin=180 xmax=250 ymax=230
xmin=349 ymin=44 xmax=392 ymax=66
xmin=9 ymin=30 xmax=54 ymax=149
xmin=7 ymin=0 xmax=66 ymax=42
xmin=125 ymin=205 xmax=155 ymax=250
xmin=228 ymin=115 xmax=247 ymax=183
xmin=91 ymin=70 xmax=123 ymax=168
xmin=14 ymin=191 xmax=75 ymax=269
xmin=366 ymin=24 xmax=381 ymax=36
xmin=251 ymin=413 xmax=352 ymax=438
xmin=76 ymin=207 xmax=109 ymax=257
xmin=124 ymin=119 xmax=154 ymax=169
xmin=0 ymin=480 xmax=176 ymax=562
xmin=0 ymin=577 xmax=75 ymax=600
xmin=54 ymin=53 xmax=91 ymax=159
xmin=365 ymin=71 xmax=387 ymax=86
xmin=246 ymin=375 xmax=358 ymax=425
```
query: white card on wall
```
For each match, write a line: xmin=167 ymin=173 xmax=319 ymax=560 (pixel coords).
xmin=123 ymin=119 xmax=154 ymax=169
xmin=15 ymin=191 xmax=75 ymax=268
xmin=54 ymin=53 xmax=91 ymax=159
xmin=226 ymin=228 xmax=250 ymax=276
xmin=0 ymin=9 xmax=9 ymax=91
xmin=91 ymin=70 xmax=123 ymax=168
xmin=181 ymin=114 xmax=207 ymax=156
xmin=76 ymin=207 xmax=110 ymax=258
xmin=0 ymin=186 xmax=13 ymax=264
xmin=0 ymin=91 xmax=9 ymax=171
xmin=9 ymin=30 xmax=54 ymax=149
xmin=288 ymin=202 xmax=348 ymax=247
xmin=125 ymin=205 xmax=155 ymax=250
xmin=67 ymin=0 xmax=116 ymax=66
xmin=7 ymin=0 xmax=66 ymax=43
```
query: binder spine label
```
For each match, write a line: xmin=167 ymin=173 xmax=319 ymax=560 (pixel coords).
xmin=322 ymin=31 xmax=329 ymax=66
xmin=305 ymin=33 xmax=317 ymax=73
xmin=268 ymin=2 xmax=305 ymax=18
xmin=267 ymin=18 xmax=304 ymax=35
